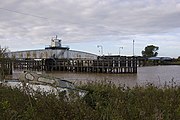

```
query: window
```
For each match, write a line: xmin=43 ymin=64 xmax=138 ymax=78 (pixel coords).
xmin=25 ymin=73 xmax=34 ymax=81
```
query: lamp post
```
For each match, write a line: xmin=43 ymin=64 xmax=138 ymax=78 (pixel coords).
xmin=97 ymin=45 xmax=103 ymax=56
xmin=133 ymin=40 xmax=135 ymax=56
xmin=119 ymin=47 xmax=123 ymax=56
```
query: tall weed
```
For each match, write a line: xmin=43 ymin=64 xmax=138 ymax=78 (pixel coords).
xmin=1 ymin=82 xmax=180 ymax=119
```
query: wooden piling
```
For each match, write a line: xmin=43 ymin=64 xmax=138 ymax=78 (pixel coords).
xmin=0 ymin=58 xmax=13 ymax=79
xmin=13 ymin=56 xmax=137 ymax=74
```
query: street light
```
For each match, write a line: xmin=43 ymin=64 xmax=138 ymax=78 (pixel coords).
xmin=119 ymin=47 xmax=123 ymax=56
xmin=133 ymin=40 xmax=135 ymax=56
xmin=97 ymin=45 xmax=103 ymax=56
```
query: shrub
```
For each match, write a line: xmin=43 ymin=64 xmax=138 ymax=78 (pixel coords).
xmin=1 ymin=82 xmax=180 ymax=119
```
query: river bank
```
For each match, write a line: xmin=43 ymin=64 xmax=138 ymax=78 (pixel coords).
xmin=1 ymin=81 xmax=180 ymax=119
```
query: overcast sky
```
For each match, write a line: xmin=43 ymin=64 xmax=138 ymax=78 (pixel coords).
xmin=0 ymin=0 xmax=180 ymax=57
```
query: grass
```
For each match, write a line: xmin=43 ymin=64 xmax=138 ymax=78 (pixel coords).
xmin=1 ymin=82 xmax=180 ymax=120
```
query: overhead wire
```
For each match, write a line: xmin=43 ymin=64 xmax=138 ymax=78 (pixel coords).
xmin=0 ymin=7 xmax=48 ymax=19
xmin=0 ymin=7 xmax=127 ymax=42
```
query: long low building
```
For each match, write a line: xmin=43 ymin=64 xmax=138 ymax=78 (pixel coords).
xmin=7 ymin=49 xmax=97 ymax=60
xmin=7 ymin=36 xmax=98 ymax=60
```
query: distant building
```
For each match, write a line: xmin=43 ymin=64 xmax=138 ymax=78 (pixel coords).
xmin=148 ymin=57 xmax=172 ymax=61
xmin=146 ymin=57 xmax=173 ymax=65
xmin=7 ymin=36 xmax=98 ymax=60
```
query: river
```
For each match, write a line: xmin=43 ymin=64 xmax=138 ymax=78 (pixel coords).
xmin=10 ymin=65 xmax=180 ymax=87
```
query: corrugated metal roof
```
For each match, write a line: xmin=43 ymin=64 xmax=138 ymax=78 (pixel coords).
xmin=148 ymin=57 xmax=172 ymax=60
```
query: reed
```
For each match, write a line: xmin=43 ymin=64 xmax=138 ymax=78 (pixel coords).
xmin=1 ymin=82 xmax=180 ymax=119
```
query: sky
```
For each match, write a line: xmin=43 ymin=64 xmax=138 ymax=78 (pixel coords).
xmin=0 ymin=0 xmax=180 ymax=58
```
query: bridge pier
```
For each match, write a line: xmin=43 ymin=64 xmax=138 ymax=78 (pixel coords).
xmin=12 ymin=56 xmax=137 ymax=74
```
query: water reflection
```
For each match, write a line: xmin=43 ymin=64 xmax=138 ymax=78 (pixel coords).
xmin=47 ymin=72 xmax=138 ymax=87
xmin=137 ymin=65 xmax=180 ymax=86
xmin=10 ymin=65 xmax=180 ymax=87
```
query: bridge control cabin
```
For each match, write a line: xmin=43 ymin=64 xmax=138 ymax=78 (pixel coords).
xmin=45 ymin=35 xmax=69 ymax=50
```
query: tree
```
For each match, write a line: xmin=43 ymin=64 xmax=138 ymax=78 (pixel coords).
xmin=0 ymin=46 xmax=10 ymax=80
xmin=0 ymin=46 xmax=9 ymax=58
xmin=142 ymin=45 xmax=159 ymax=57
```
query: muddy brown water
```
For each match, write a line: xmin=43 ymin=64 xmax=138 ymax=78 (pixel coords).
xmin=8 ymin=65 xmax=180 ymax=87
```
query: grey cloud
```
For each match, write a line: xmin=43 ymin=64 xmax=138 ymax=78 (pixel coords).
xmin=0 ymin=0 xmax=180 ymax=56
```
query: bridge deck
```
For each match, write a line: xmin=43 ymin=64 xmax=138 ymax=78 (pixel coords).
xmin=13 ymin=56 xmax=137 ymax=74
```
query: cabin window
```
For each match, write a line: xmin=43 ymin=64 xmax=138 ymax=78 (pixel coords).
xmin=25 ymin=73 xmax=34 ymax=81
